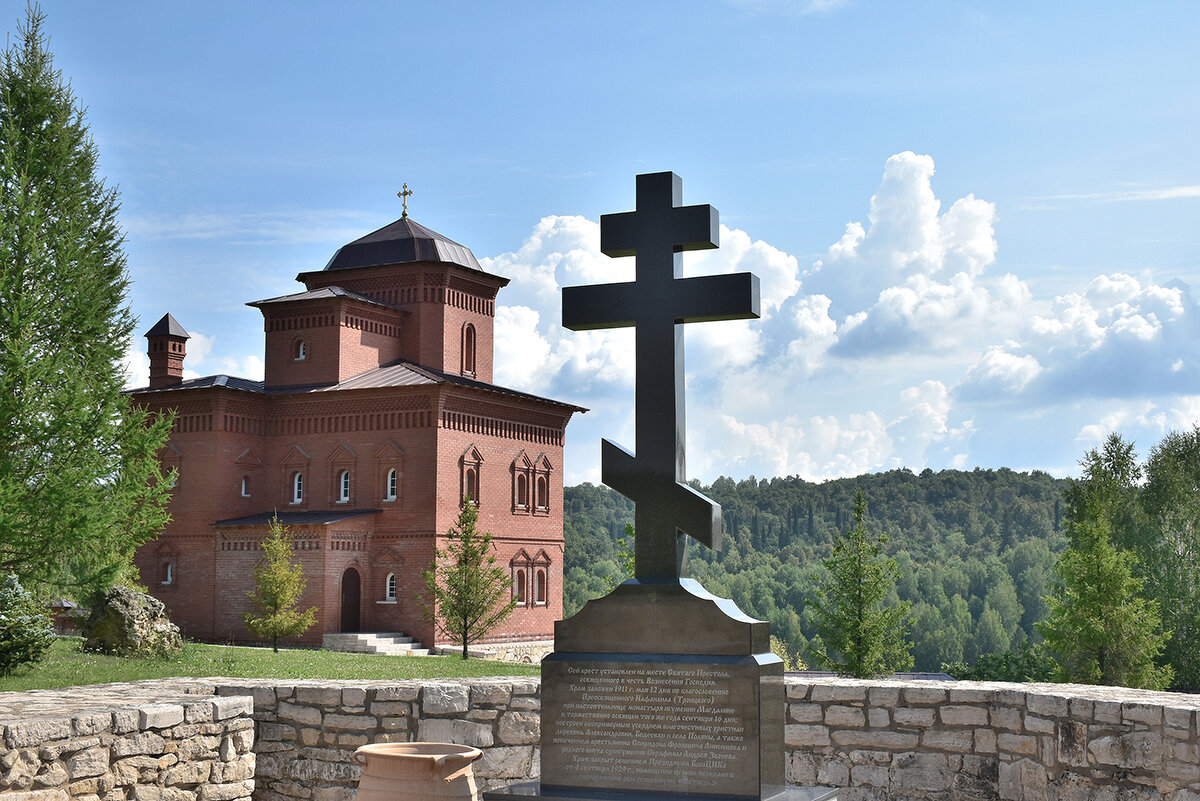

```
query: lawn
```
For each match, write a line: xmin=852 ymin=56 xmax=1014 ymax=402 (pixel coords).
xmin=0 ymin=637 xmax=540 ymax=693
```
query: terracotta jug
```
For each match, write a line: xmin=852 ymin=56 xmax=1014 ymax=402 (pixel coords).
xmin=353 ymin=742 xmax=484 ymax=801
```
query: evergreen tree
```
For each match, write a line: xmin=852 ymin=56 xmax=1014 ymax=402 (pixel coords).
xmin=0 ymin=573 xmax=54 ymax=675
xmin=1037 ymin=515 xmax=1172 ymax=689
xmin=1138 ymin=426 xmax=1200 ymax=689
xmin=0 ymin=7 xmax=173 ymax=597
xmin=809 ymin=490 xmax=913 ymax=677
xmin=421 ymin=502 xmax=516 ymax=659
xmin=243 ymin=517 xmax=316 ymax=652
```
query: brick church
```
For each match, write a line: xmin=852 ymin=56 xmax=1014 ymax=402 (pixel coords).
xmin=129 ymin=206 xmax=584 ymax=652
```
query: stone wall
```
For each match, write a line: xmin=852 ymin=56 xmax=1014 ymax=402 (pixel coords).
xmin=6 ymin=676 xmax=1200 ymax=801
xmin=1 ymin=683 xmax=254 ymax=801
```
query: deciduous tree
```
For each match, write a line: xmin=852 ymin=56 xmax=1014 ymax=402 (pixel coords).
xmin=809 ymin=490 xmax=913 ymax=677
xmin=244 ymin=517 xmax=316 ymax=652
xmin=0 ymin=7 xmax=172 ymax=597
xmin=421 ymin=502 xmax=516 ymax=659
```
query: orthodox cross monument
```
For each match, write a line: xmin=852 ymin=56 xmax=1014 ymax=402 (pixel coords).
xmin=562 ymin=171 xmax=760 ymax=578
xmin=487 ymin=172 xmax=817 ymax=801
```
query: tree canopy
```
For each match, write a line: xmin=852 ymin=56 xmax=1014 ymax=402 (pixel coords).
xmin=0 ymin=7 xmax=172 ymax=597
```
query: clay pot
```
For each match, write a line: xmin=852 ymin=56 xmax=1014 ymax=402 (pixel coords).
xmin=353 ymin=742 xmax=484 ymax=801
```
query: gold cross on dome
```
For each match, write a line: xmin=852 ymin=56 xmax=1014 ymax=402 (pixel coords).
xmin=397 ymin=183 xmax=414 ymax=218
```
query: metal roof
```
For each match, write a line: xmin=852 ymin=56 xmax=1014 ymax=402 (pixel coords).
xmin=323 ymin=216 xmax=483 ymax=272
xmin=247 ymin=285 xmax=401 ymax=310
xmin=212 ymin=509 xmax=380 ymax=527
xmin=144 ymin=313 xmax=190 ymax=339
xmin=124 ymin=360 xmax=587 ymax=412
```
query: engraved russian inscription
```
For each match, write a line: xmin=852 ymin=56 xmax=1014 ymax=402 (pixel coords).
xmin=542 ymin=660 xmax=758 ymax=795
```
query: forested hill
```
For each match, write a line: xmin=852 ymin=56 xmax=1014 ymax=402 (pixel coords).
xmin=563 ymin=468 xmax=1070 ymax=673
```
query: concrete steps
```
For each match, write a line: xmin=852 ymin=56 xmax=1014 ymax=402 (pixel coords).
xmin=322 ymin=632 xmax=431 ymax=656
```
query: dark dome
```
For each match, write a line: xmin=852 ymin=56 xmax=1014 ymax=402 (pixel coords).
xmin=323 ymin=216 xmax=482 ymax=272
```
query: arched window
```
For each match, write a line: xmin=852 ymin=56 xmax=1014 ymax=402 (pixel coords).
xmin=385 ymin=573 xmax=397 ymax=601
xmin=240 ymin=476 xmax=250 ymax=497
xmin=465 ymin=467 xmax=479 ymax=505
xmin=515 ymin=569 xmax=526 ymax=604
xmin=516 ymin=473 xmax=528 ymax=508
xmin=161 ymin=561 xmax=173 ymax=585
xmin=385 ymin=468 xmax=398 ymax=501
xmin=462 ymin=323 xmax=476 ymax=376
xmin=535 ymin=568 xmax=547 ymax=605
xmin=338 ymin=470 xmax=350 ymax=503
xmin=536 ymin=475 xmax=548 ymax=510
xmin=294 ymin=339 xmax=307 ymax=361
xmin=292 ymin=471 xmax=304 ymax=504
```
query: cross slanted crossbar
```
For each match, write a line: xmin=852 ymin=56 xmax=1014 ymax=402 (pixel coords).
xmin=563 ymin=172 xmax=761 ymax=579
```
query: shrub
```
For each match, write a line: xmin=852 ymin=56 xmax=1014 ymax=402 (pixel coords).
xmin=0 ymin=573 xmax=55 ymax=674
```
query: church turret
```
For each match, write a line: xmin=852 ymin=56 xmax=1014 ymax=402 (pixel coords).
xmin=145 ymin=313 xmax=189 ymax=388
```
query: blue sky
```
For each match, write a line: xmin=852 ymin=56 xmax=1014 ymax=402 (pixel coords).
xmin=12 ymin=2 xmax=1200 ymax=485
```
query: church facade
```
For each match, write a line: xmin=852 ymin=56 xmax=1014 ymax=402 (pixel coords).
xmin=129 ymin=212 xmax=583 ymax=651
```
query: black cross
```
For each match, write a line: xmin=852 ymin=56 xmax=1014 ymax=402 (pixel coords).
xmin=563 ymin=172 xmax=760 ymax=579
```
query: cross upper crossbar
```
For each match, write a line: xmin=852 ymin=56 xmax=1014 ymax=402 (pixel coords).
xmin=562 ymin=171 xmax=761 ymax=579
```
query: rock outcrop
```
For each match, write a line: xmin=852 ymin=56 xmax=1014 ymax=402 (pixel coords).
xmin=82 ymin=585 xmax=183 ymax=656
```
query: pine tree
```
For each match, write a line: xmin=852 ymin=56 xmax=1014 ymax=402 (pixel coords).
xmin=809 ymin=490 xmax=913 ymax=677
xmin=0 ymin=7 xmax=173 ymax=597
xmin=244 ymin=517 xmax=317 ymax=652
xmin=0 ymin=573 xmax=54 ymax=675
xmin=1037 ymin=516 xmax=1172 ymax=689
xmin=421 ymin=502 xmax=516 ymax=659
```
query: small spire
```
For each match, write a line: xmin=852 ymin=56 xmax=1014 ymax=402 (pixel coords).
xmin=397 ymin=183 xmax=413 ymax=219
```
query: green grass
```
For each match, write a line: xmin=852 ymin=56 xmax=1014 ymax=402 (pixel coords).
xmin=0 ymin=638 xmax=540 ymax=693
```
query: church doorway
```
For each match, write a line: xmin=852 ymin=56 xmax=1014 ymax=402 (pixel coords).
xmin=340 ymin=568 xmax=361 ymax=633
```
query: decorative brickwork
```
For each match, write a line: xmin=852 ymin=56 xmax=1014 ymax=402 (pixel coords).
xmin=129 ymin=216 xmax=582 ymax=649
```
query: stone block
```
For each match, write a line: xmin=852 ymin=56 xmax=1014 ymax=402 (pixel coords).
xmin=811 ymin=684 xmax=868 ymax=703
xmin=891 ymin=752 xmax=949 ymax=792
xmin=786 ymin=751 xmax=817 ymax=785
xmin=1092 ymin=699 xmax=1122 ymax=724
xmin=33 ymin=761 xmax=68 ymax=788
xmin=210 ymin=757 xmax=255 ymax=783
xmin=184 ymin=702 xmax=214 ymax=724
xmin=176 ymin=735 xmax=220 ymax=761
xmin=1088 ymin=731 xmax=1164 ymax=769
xmin=816 ymin=757 xmax=849 ymax=786
xmin=921 ymin=729 xmax=973 ymax=752
xmin=276 ymin=703 xmax=321 ymax=728
xmin=231 ymin=729 xmax=254 ymax=753
xmin=321 ymin=714 xmax=376 ymax=732
xmin=196 ymin=780 xmax=254 ymax=801
xmin=72 ymin=714 xmax=112 ymax=738
xmin=497 ymin=712 xmax=539 ymax=745
xmin=507 ymin=696 xmax=540 ymax=711
xmin=257 ymin=724 xmax=294 ymax=743
xmin=111 ymin=710 xmax=139 ymax=735
xmin=832 ymin=730 xmax=919 ymax=750
xmin=476 ymin=746 xmax=533 ymax=779
xmin=867 ymin=708 xmax=889 ymax=728
xmin=1024 ymin=714 xmax=1055 ymax=734
xmin=1164 ymin=707 xmax=1192 ymax=736
xmin=1068 ymin=697 xmax=1094 ymax=721
xmin=416 ymin=719 xmax=492 ymax=748
xmin=893 ymin=707 xmax=935 ymax=728
xmin=111 ymin=732 xmax=166 ymax=758
xmin=219 ymin=737 xmax=236 ymax=762
xmin=131 ymin=787 xmax=196 ymax=801
xmin=1026 ymin=693 xmax=1068 ymax=718
xmin=1059 ymin=720 xmax=1088 ymax=767
xmin=299 ymin=729 xmax=319 ymax=746
xmin=138 ymin=705 xmax=184 ymax=730
xmin=6 ymin=720 xmax=72 ymax=749
xmin=939 ymin=705 xmax=988 ymax=727
xmin=213 ymin=696 xmax=252 ymax=720
xmin=784 ymin=724 xmax=831 ymax=748
xmin=421 ymin=684 xmax=469 ymax=715
xmin=868 ymin=686 xmax=900 ymax=707
xmin=826 ymin=705 xmax=866 ymax=727
xmin=850 ymin=764 xmax=888 ymax=788
xmin=310 ymin=787 xmax=354 ymax=801
xmin=903 ymin=686 xmax=948 ymax=705
xmin=990 ymin=707 xmax=1022 ymax=731
xmin=66 ymin=748 xmax=108 ymax=780
xmin=470 ymin=684 xmax=512 ymax=706
xmin=949 ymin=687 xmax=993 ymax=704
xmin=373 ymin=686 xmax=419 ymax=703
xmin=785 ymin=682 xmax=810 ymax=701
xmin=997 ymin=733 xmax=1038 ymax=756
xmin=294 ymin=688 xmax=341 ymax=707
xmin=368 ymin=702 xmax=408 ymax=718
xmin=1122 ymin=702 xmax=1163 ymax=727
xmin=161 ymin=760 xmax=211 ymax=786
xmin=340 ymin=689 xmax=366 ymax=708
xmin=467 ymin=710 xmax=498 ymax=722
xmin=1 ymin=790 xmax=70 ymax=801
xmin=509 ymin=680 xmax=539 ymax=696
